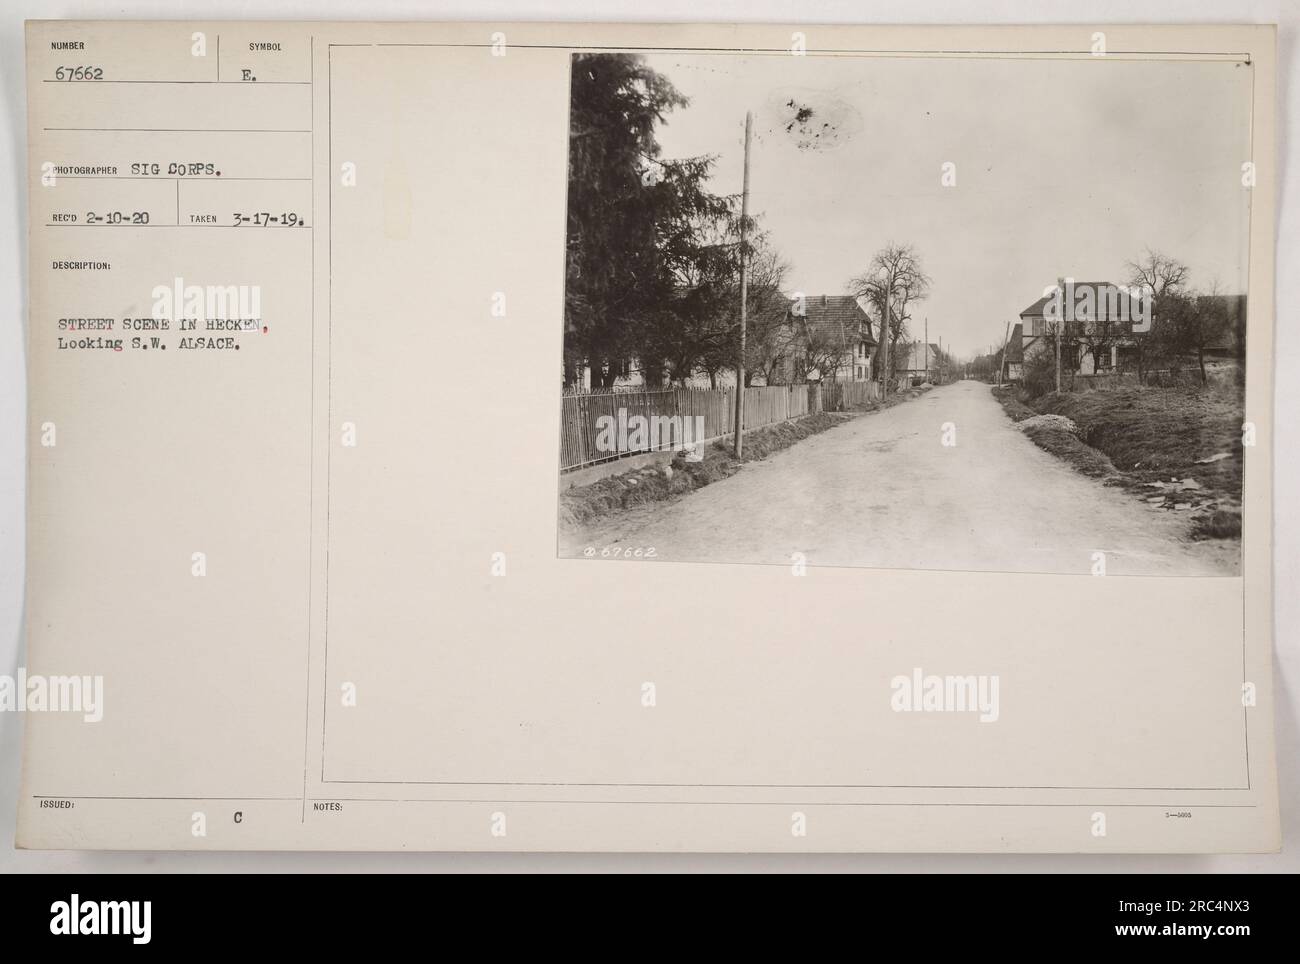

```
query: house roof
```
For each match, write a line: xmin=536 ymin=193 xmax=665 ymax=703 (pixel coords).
xmin=1005 ymin=323 xmax=1023 ymax=362
xmin=1021 ymin=285 xmax=1243 ymax=349
xmin=893 ymin=341 xmax=943 ymax=371
xmin=1021 ymin=281 xmax=1133 ymax=319
xmin=792 ymin=294 xmax=876 ymax=346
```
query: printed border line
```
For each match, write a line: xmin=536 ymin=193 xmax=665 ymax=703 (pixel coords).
xmin=301 ymin=33 xmax=317 ymax=824
xmin=343 ymin=42 xmax=1249 ymax=62
xmin=317 ymin=40 xmax=1257 ymax=798
xmin=319 ymin=780 xmax=1253 ymax=791
xmin=1243 ymin=52 xmax=1257 ymax=792
xmin=32 ymin=795 xmax=1258 ymax=810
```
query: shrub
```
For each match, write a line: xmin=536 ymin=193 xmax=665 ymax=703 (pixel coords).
xmin=1021 ymin=345 xmax=1058 ymax=398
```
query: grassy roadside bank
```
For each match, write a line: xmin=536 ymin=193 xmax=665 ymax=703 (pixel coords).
xmin=559 ymin=385 xmax=931 ymax=529
xmin=993 ymin=384 xmax=1243 ymax=539
xmin=559 ymin=412 xmax=854 ymax=529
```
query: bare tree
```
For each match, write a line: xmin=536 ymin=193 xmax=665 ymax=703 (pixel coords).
xmin=1075 ymin=303 xmax=1121 ymax=374
xmin=1164 ymin=282 xmax=1231 ymax=386
xmin=740 ymin=250 xmax=795 ymax=386
xmin=849 ymin=243 xmax=930 ymax=395
xmin=1124 ymin=249 xmax=1190 ymax=382
xmin=799 ymin=313 xmax=857 ymax=383
xmin=1125 ymin=248 xmax=1189 ymax=299
xmin=667 ymin=215 xmax=788 ymax=387
xmin=892 ymin=267 xmax=931 ymax=336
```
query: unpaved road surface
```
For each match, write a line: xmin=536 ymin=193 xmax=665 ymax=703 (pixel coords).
xmin=562 ymin=380 xmax=1239 ymax=576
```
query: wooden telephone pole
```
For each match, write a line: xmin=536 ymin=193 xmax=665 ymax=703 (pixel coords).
xmin=998 ymin=321 xmax=1011 ymax=385
xmin=733 ymin=111 xmax=753 ymax=458
xmin=1055 ymin=275 xmax=1064 ymax=394
xmin=878 ymin=265 xmax=895 ymax=399
xmin=924 ymin=317 xmax=929 ymax=383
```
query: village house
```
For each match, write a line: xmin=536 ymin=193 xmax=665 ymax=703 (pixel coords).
xmin=1016 ymin=280 xmax=1144 ymax=376
xmin=894 ymin=340 xmax=943 ymax=384
xmin=569 ymin=293 xmax=877 ymax=391
xmin=1010 ymin=281 xmax=1244 ymax=382
xmin=781 ymin=293 xmax=877 ymax=384
xmin=1004 ymin=323 xmax=1024 ymax=381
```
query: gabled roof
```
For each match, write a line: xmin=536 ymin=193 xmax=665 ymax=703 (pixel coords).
xmin=1005 ymin=323 xmax=1023 ymax=362
xmin=893 ymin=341 xmax=942 ymax=371
xmin=1021 ymin=281 xmax=1133 ymax=319
xmin=791 ymin=294 xmax=876 ymax=346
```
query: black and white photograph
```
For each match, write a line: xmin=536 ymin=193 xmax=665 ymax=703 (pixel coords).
xmin=1 ymin=3 xmax=1293 ymax=901
xmin=559 ymin=50 xmax=1250 ymax=576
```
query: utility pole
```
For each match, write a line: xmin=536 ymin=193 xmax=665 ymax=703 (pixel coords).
xmin=878 ymin=264 xmax=895 ymax=399
xmin=924 ymin=317 xmax=929 ymax=383
xmin=733 ymin=111 xmax=753 ymax=458
xmin=1054 ymin=275 xmax=1064 ymax=394
xmin=998 ymin=320 xmax=1011 ymax=385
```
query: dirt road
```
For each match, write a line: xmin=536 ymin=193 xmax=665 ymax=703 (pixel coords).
xmin=562 ymin=380 xmax=1238 ymax=576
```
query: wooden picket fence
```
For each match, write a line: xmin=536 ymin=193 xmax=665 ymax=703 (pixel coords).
xmin=560 ymin=384 xmax=812 ymax=471
xmin=821 ymin=379 xmax=879 ymax=412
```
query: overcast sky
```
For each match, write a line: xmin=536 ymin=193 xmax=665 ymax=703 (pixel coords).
xmin=642 ymin=52 xmax=1253 ymax=358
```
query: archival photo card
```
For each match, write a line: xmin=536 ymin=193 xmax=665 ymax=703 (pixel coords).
xmin=15 ymin=20 xmax=1277 ymax=855
xmin=558 ymin=50 xmax=1252 ymax=578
